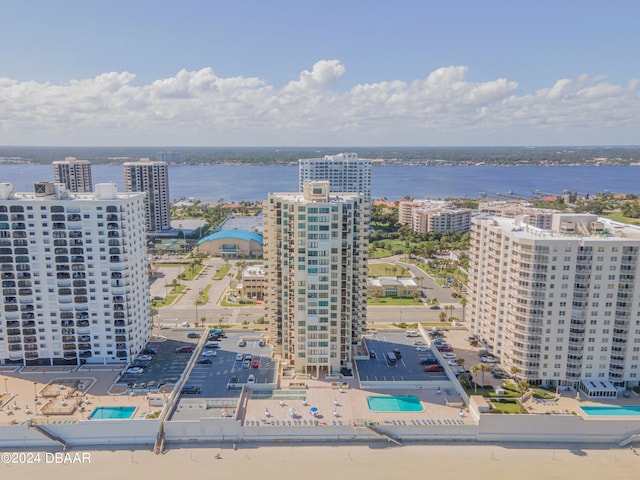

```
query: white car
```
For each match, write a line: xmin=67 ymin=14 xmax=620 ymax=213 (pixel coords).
xmin=126 ymin=367 xmax=144 ymax=374
xmin=481 ymin=355 xmax=499 ymax=363
xmin=201 ymin=350 xmax=217 ymax=357
xmin=235 ymin=354 xmax=243 ymax=361
xmin=441 ymin=353 xmax=457 ymax=359
xmin=413 ymin=340 xmax=425 ymax=346
xmin=415 ymin=346 xmax=429 ymax=352
xmin=137 ymin=355 xmax=152 ymax=362
xmin=247 ymin=374 xmax=255 ymax=384
xmin=447 ymin=360 xmax=459 ymax=366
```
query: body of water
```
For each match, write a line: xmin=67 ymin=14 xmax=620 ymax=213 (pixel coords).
xmin=1 ymin=164 xmax=639 ymax=202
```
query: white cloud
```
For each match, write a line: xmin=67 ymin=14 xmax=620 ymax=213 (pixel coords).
xmin=0 ymin=62 xmax=638 ymax=145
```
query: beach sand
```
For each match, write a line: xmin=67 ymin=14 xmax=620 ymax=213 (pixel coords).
xmin=2 ymin=442 xmax=638 ymax=480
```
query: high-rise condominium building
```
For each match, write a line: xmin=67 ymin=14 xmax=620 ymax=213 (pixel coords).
xmin=0 ymin=182 xmax=149 ymax=366
xmin=468 ymin=213 xmax=640 ymax=397
xmin=52 ymin=157 xmax=93 ymax=193
xmin=263 ymin=181 xmax=369 ymax=375
xmin=123 ymin=158 xmax=170 ymax=232
xmin=298 ymin=153 xmax=372 ymax=201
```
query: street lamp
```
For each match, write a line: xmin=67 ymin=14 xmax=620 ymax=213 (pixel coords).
xmin=3 ymin=377 xmax=7 ymax=393
xmin=33 ymin=382 xmax=38 ymax=415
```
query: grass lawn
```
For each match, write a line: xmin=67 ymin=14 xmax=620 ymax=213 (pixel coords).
xmin=195 ymin=284 xmax=211 ymax=305
xmin=368 ymin=262 xmax=411 ymax=277
xmin=180 ymin=263 xmax=207 ymax=281
xmin=369 ymin=248 xmax=394 ymax=259
xmin=368 ymin=297 xmax=422 ymax=306
xmin=487 ymin=399 xmax=528 ymax=414
xmin=213 ymin=263 xmax=232 ymax=280
xmin=154 ymin=285 xmax=187 ymax=307
xmin=603 ymin=211 xmax=640 ymax=226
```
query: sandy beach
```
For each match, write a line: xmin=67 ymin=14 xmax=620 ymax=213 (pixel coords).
xmin=1 ymin=442 xmax=638 ymax=480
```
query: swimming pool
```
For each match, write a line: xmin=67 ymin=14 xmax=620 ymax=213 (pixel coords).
xmin=580 ymin=405 xmax=640 ymax=417
xmin=367 ymin=395 xmax=424 ymax=412
xmin=89 ymin=406 xmax=137 ymax=420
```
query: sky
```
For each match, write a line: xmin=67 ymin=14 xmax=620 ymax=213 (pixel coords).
xmin=1 ymin=0 xmax=639 ymax=147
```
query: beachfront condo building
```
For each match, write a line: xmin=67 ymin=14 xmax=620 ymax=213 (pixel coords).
xmin=0 ymin=181 xmax=150 ymax=366
xmin=298 ymin=153 xmax=372 ymax=201
xmin=398 ymin=200 xmax=472 ymax=233
xmin=263 ymin=181 xmax=369 ymax=375
xmin=123 ymin=158 xmax=171 ymax=232
xmin=467 ymin=213 xmax=640 ymax=397
xmin=52 ymin=157 xmax=93 ymax=193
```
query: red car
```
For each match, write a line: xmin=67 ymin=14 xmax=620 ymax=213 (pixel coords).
xmin=424 ymin=365 xmax=444 ymax=373
xmin=251 ymin=360 xmax=260 ymax=368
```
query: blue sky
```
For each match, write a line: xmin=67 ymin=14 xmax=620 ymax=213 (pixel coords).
xmin=1 ymin=0 xmax=639 ymax=146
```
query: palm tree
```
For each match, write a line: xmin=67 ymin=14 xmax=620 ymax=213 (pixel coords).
xmin=459 ymin=296 xmax=467 ymax=322
xmin=473 ymin=363 xmax=489 ymax=389
xmin=439 ymin=311 xmax=447 ymax=323
xmin=456 ymin=358 xmax=466 ymax=370
xmin=470 ymin=364 xmax=482 ymax=393
xmin=445 ymin=305 xmax=455 ymax=321
xmin=510 ymin=365 xmax=519 ymax=382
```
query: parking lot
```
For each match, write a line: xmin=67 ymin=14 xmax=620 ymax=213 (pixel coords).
xmin=357 ymin=331 xmax=448 ymax=383
xmin=180 ymin=331 xmax=276 ymax=398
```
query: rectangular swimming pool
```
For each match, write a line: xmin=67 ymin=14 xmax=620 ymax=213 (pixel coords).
xmin=580 ymin=405 xmax=640 ymax=417
xmin=89 ymin=406 xmax=137 ymax=420
xmin=367 ymin=395 xmax=424 ymax=412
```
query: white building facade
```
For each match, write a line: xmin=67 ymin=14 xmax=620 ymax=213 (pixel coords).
xmin=298 ymin=153 xmax=372 ymax=201
xmin=0 ymin=182 xmax=149 ymax=366
xmin=123 ymin=158 xmax=171 ymax=232
xmin=264 ymin=182 xmax=369 ymax=375
xmin=468 ymin=213 xmax=640 ymax=396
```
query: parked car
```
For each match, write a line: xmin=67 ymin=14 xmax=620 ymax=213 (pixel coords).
xmin=235 ymin=353 xmax=244 ymax=362
xmin=126 ymin=367 xmax=144 ymax=374
xmin=252 ymin=360 xmax=260 ymax=368
xmin=187 ymin=332 xmax=201 ymax=339
xmin=415 ymin=346 xmax=429 ymax=352
xmin=237 ymin=339 xmax=247 ymax=347
xmin=243 ymin=360 xmax=251 ymax=369
xmin=247 ymin=374 xmax=256 ymax=384
xmin=419 ymin=357 xmax=439 ymax=365
xmin=201 ymin=350 xmax=217 ymax=357
xmin=141 ymin=348 xmax=158 ymax=355
xmin=392 ymin=349 xmax=402 ymax=359
xmin=369 ymin=350 xmax=377 ymax=359
xmin=447 ymin=360 xmax=459 ymax=366
xmin=481 ymin=355 xmax=499 ymax=363
xmin=137 ymin=355 xmax=152 ymax=362
xmin=244 ymin=353 xmax=252 ymax=361
xmin=405 ymin=331 xmax=419 ymax=337
xmin=204 ymin=342 xmax=219 ymax=349
xmin=436 ymin=344 xmax=453 ymax=352
xmin=441 ymin=353 xmax=457 ymax=359
xmin=181 ymin=386 xmax=201 ymax=394
xmin=424 ymin=365 xmax=445 ymax=373
xmin=197 ymin=358 xmax=212 ymax=364
xmin=413 ymin=340 xmax=425 ymax=346
xmin=175 ymin=345 xmax=193 ymax=353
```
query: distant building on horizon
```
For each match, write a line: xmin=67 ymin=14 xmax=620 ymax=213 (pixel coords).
xmin=298 ymin=153 xmax=372 ymax=201
xmin=123 ymin=158 xmax=171 ymax=232
xmin=52 ymin=157 xmax=93 ymax=193
xmin=156 ymin=151 xmax=181 ymax=163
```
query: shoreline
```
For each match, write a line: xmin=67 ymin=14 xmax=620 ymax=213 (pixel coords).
xmin=2 ymin=442 xmax=638 ymax=480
